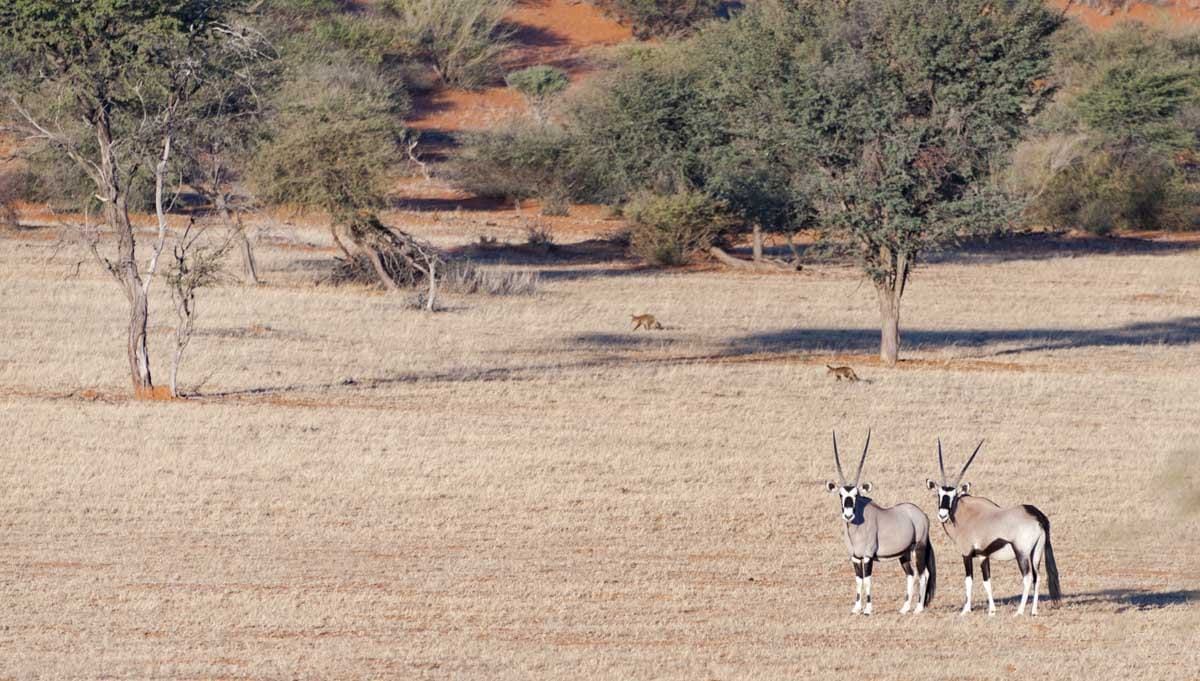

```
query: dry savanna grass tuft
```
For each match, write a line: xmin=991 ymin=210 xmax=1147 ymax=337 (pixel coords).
xmin=1 ymin=218 xmax=1199 ymax=679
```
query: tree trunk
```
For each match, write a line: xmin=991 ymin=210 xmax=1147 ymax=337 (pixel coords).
xmin=877 ymin=287 xmax=900 ymax=365
xmin=752 ymin=224 xmax=764 ymax=261
xmin=96 ymin=110 xmax=153 ymax=393
xmin=874 ymin=246 xmax=910 ymax=365
xmin=216 ymin=194 xmax=259 ymax=285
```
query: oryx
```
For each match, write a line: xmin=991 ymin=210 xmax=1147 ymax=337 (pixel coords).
xmin=825 ymin=431 xmax=936 ymax=615
xmin=928 ymin=439 xmax=1062 ymax=616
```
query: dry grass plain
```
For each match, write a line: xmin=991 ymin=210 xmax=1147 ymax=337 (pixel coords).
xmin=1 ymin=218 xmax=1199 ymax=680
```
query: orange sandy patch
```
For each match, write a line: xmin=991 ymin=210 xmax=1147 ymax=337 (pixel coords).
xmin=1052 ymin=1 xmax=1200 ymax=30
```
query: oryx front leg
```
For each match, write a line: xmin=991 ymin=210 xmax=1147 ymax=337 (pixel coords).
xmin=961 ymin=556 xmax=974 ymax=616
xmin=861 ymin=558 xmax=874 ymax=616
xmin=899 ymin=553 xmax=915 ymax=614
xmin=981 ymin=558 xmax=996 ymax=616
xmin=851 ymin=558 xmax=864 ymax=614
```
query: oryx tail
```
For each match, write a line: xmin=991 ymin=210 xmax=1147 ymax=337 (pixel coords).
xmin=1024 ymin=504 xmax=1062 ymax=601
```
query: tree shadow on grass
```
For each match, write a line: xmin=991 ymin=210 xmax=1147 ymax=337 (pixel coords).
xmin=725 ymin=316 xmax=1200 ymax=358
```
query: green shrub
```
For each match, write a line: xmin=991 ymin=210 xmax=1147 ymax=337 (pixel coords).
xmin=1032 ymin=153 xmax=1189 ymax=233
xmin=381 ymin=0 xmax=512 ymax=90
xmin=625 ymin=190 xmax=732 ymax=265
xmin=250 ymin=59 xmax=408 ymax=219
xmin=449 ymin=121 xmax=574 ymax=203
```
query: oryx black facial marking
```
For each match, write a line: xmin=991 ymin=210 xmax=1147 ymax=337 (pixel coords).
xmin=928 ymin=438 xmax=1063 ymax=616
xmin=825 ymin=430 xmax=936 ymax=616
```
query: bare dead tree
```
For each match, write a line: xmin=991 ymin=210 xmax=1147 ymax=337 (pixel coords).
xmin=165 ymin=218 xmax=235 ymax=398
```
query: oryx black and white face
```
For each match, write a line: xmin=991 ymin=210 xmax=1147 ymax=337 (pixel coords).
xmin=930 ymin=437 xmax=983 ymax=522
xmin=827 ymin=481 xmax=873 ymax=522
xmin=926 ymin=479 xmax=970 ymax=523
xmin=828 ymin=430 xmax=873 ymax=522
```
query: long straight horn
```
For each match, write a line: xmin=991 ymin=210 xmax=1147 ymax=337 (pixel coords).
xmin=937 ymin=438 xmax=947 ymax=485
xmin=955 ymin=439 xmax=985 ymax=486
xmin=833 ymin=431 xmax=846 ymax=485
xmin=854 ymin=429 xmax=871 ymax=485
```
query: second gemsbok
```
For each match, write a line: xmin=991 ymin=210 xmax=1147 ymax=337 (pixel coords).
xmin=927 ymin=439 xmax=1062 ymax=616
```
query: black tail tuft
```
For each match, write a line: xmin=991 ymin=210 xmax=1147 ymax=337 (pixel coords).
xmin=924 ymin=539 xmax=937 ymax=606
xmin=1024 ymin=504 xmax=1062 ymax=601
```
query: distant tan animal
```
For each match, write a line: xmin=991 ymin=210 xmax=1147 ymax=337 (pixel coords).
xmin=631 ymin=314 xmax=663 ymax=331
xmin=827 ymin=365 xmax=860 ymax=382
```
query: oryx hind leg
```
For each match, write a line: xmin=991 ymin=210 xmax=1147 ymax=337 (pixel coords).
xmin=1014 ymin=550 xmax=1033 ymax=616
xmin=1031 ymin=535 xmax=1045 ymax=616
xmin=981 ymin=558 xmax=996 ymax=616
xmin=899 ymin=552 xmax=915 ymax=614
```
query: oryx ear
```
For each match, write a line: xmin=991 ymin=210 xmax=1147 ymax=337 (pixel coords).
xmin=860 ymin=482 xmax=872 ymax=493
xmin=826 ymin=480 xmax=838 ymax=493
xmin=926 ymin=479 xmax=938 ymax=490
xmin=960 ymin=482 xmax=971 ymax=495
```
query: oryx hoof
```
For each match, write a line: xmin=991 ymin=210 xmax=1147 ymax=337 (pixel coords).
xmin=960 ymin=606 xmax=971 ymax=616
xmin=862 ymin=603 xmax=873 ymax=616
xmin=987 ymin=607 xmax=996 ymax=616
xmin=1013 ymin=610 xmax=1025 ymax=617
xmin=851 ymin=603 xmax=862 ymax=615
xmin=914 ymin=604 xmax=925 ymax=614
xmin=899 ymin=603 xmax=912 ymax=614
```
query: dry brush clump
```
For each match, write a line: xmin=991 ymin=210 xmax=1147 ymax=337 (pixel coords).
xmin=441 ymin=261 xmax=540 ymax=296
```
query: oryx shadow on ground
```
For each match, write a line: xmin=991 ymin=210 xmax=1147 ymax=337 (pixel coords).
xmin=987 ymin=588 xmax=1198 ymax=612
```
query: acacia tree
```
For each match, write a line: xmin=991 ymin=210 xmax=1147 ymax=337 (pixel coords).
xmin=0 ymin=0 xmax=250 ymax=394
xmin=785 ymin=0 xmax=1061 ymax=363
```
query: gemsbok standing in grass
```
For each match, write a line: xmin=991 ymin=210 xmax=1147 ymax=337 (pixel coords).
xmin=927 ymin=439 xmax=1062 ymax=616
xmin=825 ymin=431 xmax=936 ymax=615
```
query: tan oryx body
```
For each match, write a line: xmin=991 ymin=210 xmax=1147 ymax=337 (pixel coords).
xmin=928 ymin=440 xmax=1062 ymax=616
xmin=825 ymin=431 xmax=936 ymax=615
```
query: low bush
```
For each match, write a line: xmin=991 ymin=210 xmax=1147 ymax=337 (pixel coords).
xmin=625 ymin=190 xmax=732 ymax=265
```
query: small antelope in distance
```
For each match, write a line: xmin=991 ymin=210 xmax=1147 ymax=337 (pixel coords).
xmin=825 ymin=431 xmax=936 ymax=615
xmin=631 ymin=313 xmax=663 ymax=330
xmin=928 ymin=439 xmax=1062 ymax=616
xmin=827 ymin=365 xmax=859 ymax=382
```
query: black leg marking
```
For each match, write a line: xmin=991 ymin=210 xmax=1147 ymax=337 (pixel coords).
xmin=962 ymin=555 xmax=974 ymax=579
xmin=863 ymin=559 xmax=874 ymax=578
xmin=853 ymin=561 xmax=864 ymax=579
xmin=981 ymin=558 xmax=991 ymax=582
xmin=900 ymin=554 xmax=914 ymax=577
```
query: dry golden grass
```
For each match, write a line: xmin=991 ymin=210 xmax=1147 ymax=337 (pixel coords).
xmin=1 ymin=219 xmax=1198 ymax=679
